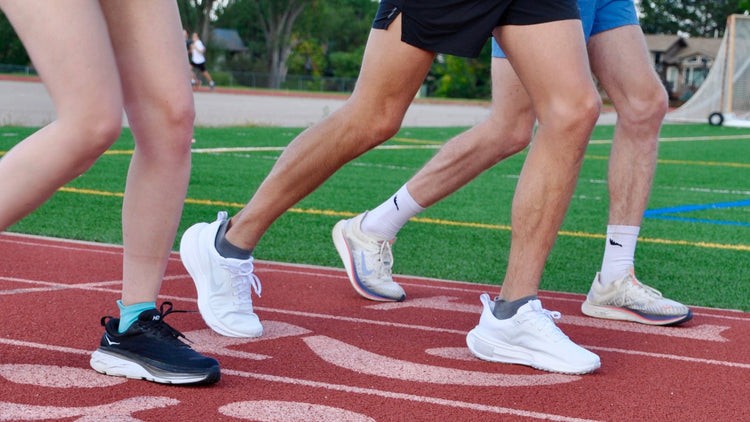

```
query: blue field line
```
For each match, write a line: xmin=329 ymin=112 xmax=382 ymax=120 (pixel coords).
xmin=644 ymin=198 xmax=750 ymax=226
xmin=645 ymin=215 xmax=750 ymax=227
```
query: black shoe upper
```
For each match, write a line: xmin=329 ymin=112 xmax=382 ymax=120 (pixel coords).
xmin=99 ymin=302 xmax=219 ymax=380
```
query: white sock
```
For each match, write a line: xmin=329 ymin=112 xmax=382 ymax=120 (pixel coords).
xmin=600 ymin=225 xmax=640 ymax=286
xmin=360 ymin=184 xmax=425 ymax=240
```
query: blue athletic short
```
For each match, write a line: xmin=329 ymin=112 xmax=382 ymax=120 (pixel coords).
xmin=491 ymin=0 xmax=639 ymax=58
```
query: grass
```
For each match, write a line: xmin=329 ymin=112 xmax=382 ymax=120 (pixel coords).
xmin=1 ymin=123 xmax=748 ymax=311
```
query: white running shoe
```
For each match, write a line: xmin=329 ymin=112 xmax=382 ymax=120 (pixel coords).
xmin=332 ymin=213 xmax=406 ymax=302
xmin=581 ymin=269 xmax=692 ymax=326
xmin=180 ymin=211 xmax=263 ymax=337
xmin=466 ymin=294 xmax=600 ymax=374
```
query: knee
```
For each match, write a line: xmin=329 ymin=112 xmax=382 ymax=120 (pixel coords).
xmin=617 ymin=84 xmax=668 ymax=129
xmin=339 ymin=90 xmax=410 ymax=149
xmin=544 ymin=90 xmax=601 ymax=137
xmin=161 ymin=100 xmax=195 ymax=156
xmin=573 ymin=90 xmax=603 ymax=129
xmin=69 ymin=110 xmax=123 ymax=170
xmin=131 ymin=99 xmax=195 ymax=160
xmin=484 ymin=112 xmax=534 ymax=163
xmin=89 ymin=113 xmax=123 ymax=152
xmin=363 ymin=108 xmax=403 ymax=146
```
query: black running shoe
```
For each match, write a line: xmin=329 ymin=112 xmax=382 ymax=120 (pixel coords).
xmin=90 ymin=302 xmax=220 ymax=385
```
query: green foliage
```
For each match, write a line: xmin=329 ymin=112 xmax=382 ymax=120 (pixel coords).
xmin=216 ymin=0 xmax=375 ymax=79
xmin=0 ymin=11 xmax=29 ymax=65
xmin=639 ymin=0 xmax=749 ymax=36
xmin=287 ymin=39 xmax=327 ymax=76
xmin=326 ymin=46 xmax=366 ymax=78
xmin=429 ymin=42 xmax=492 ymax=100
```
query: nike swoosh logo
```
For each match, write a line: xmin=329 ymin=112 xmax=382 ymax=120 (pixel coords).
xmin=104 ymin=334 xmax=120 ymax=346
xmin=609 ymin=238 xmax=623 ymax=247
xmin=393 ymin=195 xmax=399 ymax=211
xmin=359 ymin=251 xmax=374 ymax=276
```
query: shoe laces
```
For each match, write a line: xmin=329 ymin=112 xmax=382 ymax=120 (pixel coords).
xmin=376 ymin=240 xmax=394 ymax=278
xmin=150 ymin=302 xmax=193 ymax=344
xmin=620 ymin=276 xmax=665 ymax=307
xmin=221 ymin=258 xmax=262 ymax=309
xmin=518 ymin=305 xmax=568 ymax=342
xmin=102 ymin=302 xmax=193 ymax=345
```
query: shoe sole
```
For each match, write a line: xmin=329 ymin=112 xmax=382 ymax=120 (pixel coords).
xmin=581 ymin=300 xmax=693 ymax=326
xmin=90 ymin=349 xmax=220 ymax=385
xmin=180 ymin=222 xmax=263 ymax=338
xmin=332 ymin=220 xmax=404 ymax=302
xmin=466 ymin=328 xmax=600 ymax=375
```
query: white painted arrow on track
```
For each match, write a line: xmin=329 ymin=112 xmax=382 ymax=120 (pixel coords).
xmin=303 ymin=335 xmax=579 ymax=386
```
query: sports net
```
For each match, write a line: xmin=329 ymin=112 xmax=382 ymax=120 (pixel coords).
xmin=667 ymin=14 xmax=750 ymax=126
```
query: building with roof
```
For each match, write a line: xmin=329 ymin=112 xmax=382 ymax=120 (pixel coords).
xmin=210 ymin=28 xmax=248 ymax=55
xmin=645 ymin=34 xmax=723 ymax=101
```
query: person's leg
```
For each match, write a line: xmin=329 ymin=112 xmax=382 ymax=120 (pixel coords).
xmin=179 ymin=12 xmax=435 ymax=336
xmin=582 ymin=24 xmax=691 ymax=325
xmin=404 ymin=59 xmax=535 ymax=210
xmin=333 ymin=57 xmax=536 ymax=301
xmin=192 ymin=66 xmax=202 ymax=88
xmin=202 ymin=70 xmax=215 ymax=88
xmin=89 ymin=0 xmax=219 ymax=385
xmin=466 ymin=19 xmax=602 ymax=375
xmin=99 ymin=0 xmax=195 ymax=308
xmin=0 ymin=0 xmax=123 ymax=231
xmin=495 ymin=19 xmax=601 ymax=301
xmin=226 ymin=14 xmax=434 ymax=250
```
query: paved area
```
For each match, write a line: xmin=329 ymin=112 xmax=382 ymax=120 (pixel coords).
xmin=0 ymin=79 xmax=617 ymax=128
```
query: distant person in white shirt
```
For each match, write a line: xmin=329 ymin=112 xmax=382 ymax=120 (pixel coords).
xmin=191 ymin=32 xmax=215 ymax=90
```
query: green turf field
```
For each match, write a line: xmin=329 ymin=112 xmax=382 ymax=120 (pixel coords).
xmin=1 ymin=123 xmax=748 ymax=311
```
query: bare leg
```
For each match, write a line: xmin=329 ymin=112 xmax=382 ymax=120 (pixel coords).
xmin=464 ymin=23 xmax=602 ymax=372
xmin=225 ymin=14 xmax=435 ymax=250
xmin=588 ymin=25 xmax=666 ymax=229
xmin=496 ymin=20 xmax=601 ymax=301
xmin=579 ymin=26 xmax=691 ymax=326
xmin=0 ymin=0 xmax=123 ymax=230
xmin=202 ymin=70 xmax=214 ymax=85
xmin=406 ymin=58 xmax=536 ymax=208
xmin=100 ymin=0 xmax=195 ymax=305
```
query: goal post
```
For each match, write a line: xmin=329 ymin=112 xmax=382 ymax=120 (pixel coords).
xmin=666 ymin=14 xmax=750 ymax=127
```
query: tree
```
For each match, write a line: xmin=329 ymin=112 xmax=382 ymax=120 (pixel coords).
xmin=639 ymin=0 xmax=749 ymax=36
xmin=178 ymin=0 xmax=219 ymax=41
xmin=252 ymin=0 xmax=310 ymax=89
xmin=430 ymin=42 xmax=492 ymax=100
xmin=289 ymin=0 xmax=376 ymax=78
xmin=0 ymin=11 xmax=29 ymax=66
xmin=216 ymin=0 xmax=311 ymax=88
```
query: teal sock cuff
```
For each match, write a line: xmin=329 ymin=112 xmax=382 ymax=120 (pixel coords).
xmin=117 ymin=300 xmax=156 ymax=333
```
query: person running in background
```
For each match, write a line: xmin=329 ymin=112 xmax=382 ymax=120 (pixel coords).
xmin=191 ymin=32 xmax=215 ymax=90
xmin=332 ymin=0 xmax=692 ymax=328
xmin=0 ymin=0 xmax=218 ymax=385
xmin=180 ymin=0 xmax=603 ymax=374
xmin=184 ymin=29 xmax=197 ymax=86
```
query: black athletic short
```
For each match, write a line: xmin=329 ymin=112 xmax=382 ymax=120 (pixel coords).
xmin=373 ymin=0 xmax=580 ymax=58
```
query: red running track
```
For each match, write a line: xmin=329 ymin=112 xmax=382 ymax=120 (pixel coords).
xmin=0 ymin=232 xmax=748 ymax=421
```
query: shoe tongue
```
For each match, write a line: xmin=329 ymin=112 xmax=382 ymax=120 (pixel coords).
xmin=519 ymin=299 xmax=542 ymax=313
xmin=137 ymin=308 xmax=162 ymax=323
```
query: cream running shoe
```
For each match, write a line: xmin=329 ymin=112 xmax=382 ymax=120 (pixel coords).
xmin=332 ymin=213 xmax=406 ymax=302
xmin=180 ymin=212 xmax=263 ymax=337
xmin=581 ymin=269 xmax=692 ymax=326
xmin=466 ymin=294 xmax=600 ymax=374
